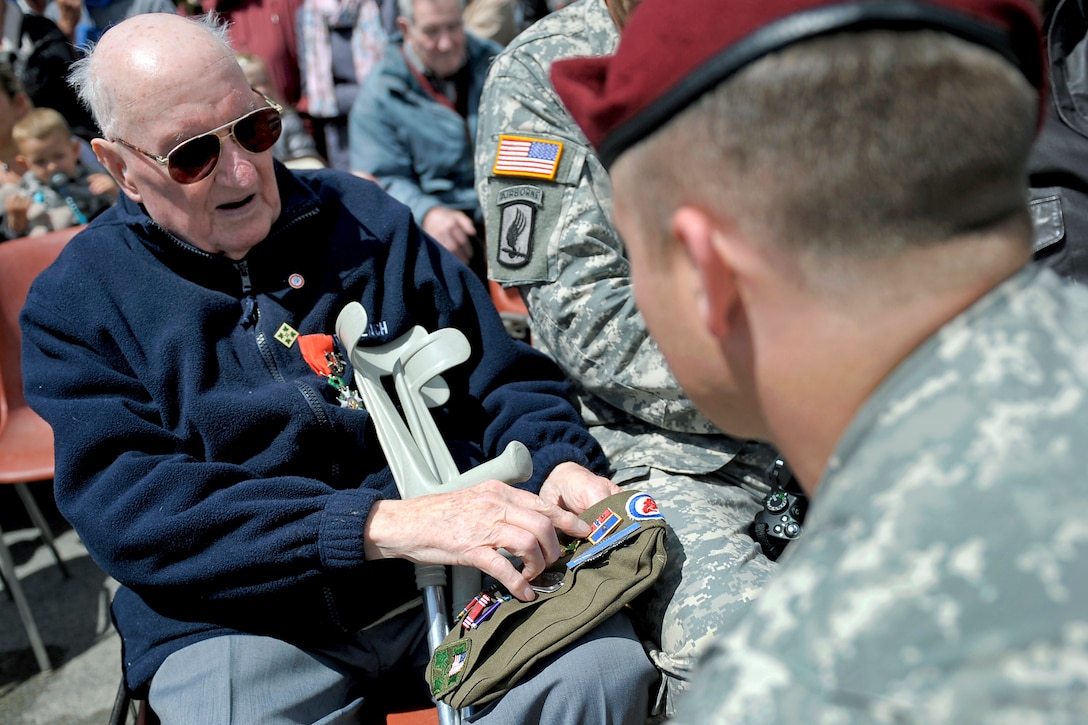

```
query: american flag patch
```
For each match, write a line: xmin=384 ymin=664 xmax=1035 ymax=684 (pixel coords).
xmin=492 ymin=135 xmax=564 ymax=180
xmin=448 ymin=650 xmax=467 ymax=676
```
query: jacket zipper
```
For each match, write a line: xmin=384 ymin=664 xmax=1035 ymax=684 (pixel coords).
xmin=237 ymin=258 xmax=284 ymax=384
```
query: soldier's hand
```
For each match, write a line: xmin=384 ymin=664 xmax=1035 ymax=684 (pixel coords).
xmin=539 ymin=461 xmax=620 ymax=516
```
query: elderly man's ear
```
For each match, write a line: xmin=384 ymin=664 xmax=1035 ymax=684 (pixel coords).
xmin=671 ymin=205 xmax=745 ymax=341
xmin=90 ymin=138 xmax=142 ymax=203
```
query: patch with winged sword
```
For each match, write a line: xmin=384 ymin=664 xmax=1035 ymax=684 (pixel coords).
xmin=496 ymin=185 xmax=543 ymax=269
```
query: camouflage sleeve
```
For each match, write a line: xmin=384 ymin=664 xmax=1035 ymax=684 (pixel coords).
xmin=476 ymin=49 xmax=722 ymax=434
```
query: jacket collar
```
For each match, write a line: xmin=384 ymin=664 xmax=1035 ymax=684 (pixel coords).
xmin=111 ymin=161 xmax=325 ymax=293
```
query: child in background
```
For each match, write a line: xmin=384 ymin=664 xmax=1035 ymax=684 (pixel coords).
xmin=0 ymin=107 xmax=117 ymax=239
xmin=236 ymin=52 xmax=326 ymax=170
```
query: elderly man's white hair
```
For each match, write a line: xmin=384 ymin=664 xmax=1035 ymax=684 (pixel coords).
xmin=67 ymin=13 xmax=233 ymax=139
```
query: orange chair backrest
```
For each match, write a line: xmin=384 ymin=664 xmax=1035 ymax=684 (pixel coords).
xmin=0 ymin=226 xmax=84 ymax=413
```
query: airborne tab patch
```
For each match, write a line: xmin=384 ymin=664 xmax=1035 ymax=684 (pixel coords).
xmin=496 ymin=185 xmax=543 ymax=269
xmin=493 ymin=134 xmax=563 ymax=180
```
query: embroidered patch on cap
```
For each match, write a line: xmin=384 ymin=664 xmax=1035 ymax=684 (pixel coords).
xmin=493 ymin=134 xmax=563 ymax=180
xmin=626 ymin=493 xmax=662 ymax=521
xmin=431 ymin=639 xmax=472 ymax=695
xmin=566 ymin=522 xmax=640 ymax=569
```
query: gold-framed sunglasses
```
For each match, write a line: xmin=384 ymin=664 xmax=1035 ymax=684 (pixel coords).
xmin=112 ymin=94 xmax=283 ymax=185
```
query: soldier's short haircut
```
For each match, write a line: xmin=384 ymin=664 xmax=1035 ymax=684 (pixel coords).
xmin=617 ymin=29 xmax=1038 ymax=259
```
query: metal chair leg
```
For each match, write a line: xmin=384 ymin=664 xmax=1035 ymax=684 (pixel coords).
xmin=0 ymin=563 xmax=13 ymax=601
xmin=108 ymin=677 xmax=133 ymax=725
xmin=0 ymin=520 xmax=52 ymax=672
xmin=14 ymin=482 xmax=70 ymax=578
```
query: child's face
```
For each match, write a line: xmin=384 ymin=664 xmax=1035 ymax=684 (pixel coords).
xmin=241 ymin=63 xmax=274 ymax=101
xmin=17 ymin=131 xmax=80 ymax=183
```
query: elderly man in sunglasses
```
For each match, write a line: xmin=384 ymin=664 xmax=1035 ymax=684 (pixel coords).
xmin=19 ymin=12 xmax=656 ymax=724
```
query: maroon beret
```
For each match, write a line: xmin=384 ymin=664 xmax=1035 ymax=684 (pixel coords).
xmin=552 ymin=0 xmax=1044 ymax=169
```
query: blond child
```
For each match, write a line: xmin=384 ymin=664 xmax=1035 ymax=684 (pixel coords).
xmin=1 ymin=107 xmax=117 ymax=239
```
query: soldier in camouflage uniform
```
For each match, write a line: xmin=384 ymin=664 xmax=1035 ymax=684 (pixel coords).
xmin=553 ymin=0 xmax=1088 ymax=721
xmin=474 ymin=0 xmax=779 ymax=714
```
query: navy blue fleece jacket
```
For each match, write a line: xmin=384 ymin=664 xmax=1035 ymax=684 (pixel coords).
xmin=20 ymin=164 xmax=606 ymax=693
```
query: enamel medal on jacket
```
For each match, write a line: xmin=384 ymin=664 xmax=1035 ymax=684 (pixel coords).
xmin=298 ymin=334 xmax=364 ymax=408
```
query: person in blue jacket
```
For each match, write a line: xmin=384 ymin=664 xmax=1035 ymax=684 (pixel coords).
xmin=19 ymin=12 xmax=655 ymax=724
xmin=349 ymin=0 xmax=501 ymax=280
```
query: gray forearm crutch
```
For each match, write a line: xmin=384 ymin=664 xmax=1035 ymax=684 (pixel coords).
xmin=336 ymin=302 xmax=532 ymax=725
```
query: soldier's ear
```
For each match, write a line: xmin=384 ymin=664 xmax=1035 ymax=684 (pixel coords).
xmin=671 ymin=206 xmax=741 ymax=341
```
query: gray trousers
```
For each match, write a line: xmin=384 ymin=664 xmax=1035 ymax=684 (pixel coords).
xmin=149 ymin=606 xmax=655 ymax=724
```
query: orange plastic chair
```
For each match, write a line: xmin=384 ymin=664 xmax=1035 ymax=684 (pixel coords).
xmin=0 ymin=225 xmax=83 ymax=672
xmin=488 ymin=279 xmax=531 ymax=343
xmin=385 ymin=706 xmax=439 ymax=725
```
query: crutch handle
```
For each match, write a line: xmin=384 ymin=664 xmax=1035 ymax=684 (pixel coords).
xmin=443 ymin=440 xmax=533 ymax=494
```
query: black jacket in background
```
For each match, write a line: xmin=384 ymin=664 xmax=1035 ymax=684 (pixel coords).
xmin=1029 ymin=0 xmax=1088 ymax=283
xmin=7 ymin=13 xmax=100 ymax=142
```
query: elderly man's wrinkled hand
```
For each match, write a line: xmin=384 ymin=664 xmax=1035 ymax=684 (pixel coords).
xmin=364 ymin=480 xmax=592 ymax=602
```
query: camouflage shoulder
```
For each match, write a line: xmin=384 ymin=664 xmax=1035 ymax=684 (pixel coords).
xmin=500 ymin=0 xmax=614 ymax=60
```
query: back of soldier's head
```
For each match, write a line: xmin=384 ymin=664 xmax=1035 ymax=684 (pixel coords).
xmin=553 ymin=0 xmax=1044 ymax=261
xmin=631 ymin=27 xmax=1038 ymax=259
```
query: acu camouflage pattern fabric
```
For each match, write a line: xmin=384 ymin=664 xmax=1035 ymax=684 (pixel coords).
xmin=675 ymin=265 xmax=1088 ymax=724
xmin=475 ymin=0 xmax=739 ymax=468
xmin=474 ymin=0 xmax=777 ymax=712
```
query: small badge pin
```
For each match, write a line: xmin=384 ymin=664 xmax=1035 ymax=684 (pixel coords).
xmin=288 ymin=273 xmax=305 ymax=289
xmin=588 ymin=508 xmax=622 ymax=544
xmin=274 ymin=322 xmax=300 ymax=348
xmin=529 ymin=570 xmax=565 ymax=594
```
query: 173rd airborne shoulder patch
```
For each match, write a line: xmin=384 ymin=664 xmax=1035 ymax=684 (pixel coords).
xmin=492 ymin=135 xmax=564 ymax=270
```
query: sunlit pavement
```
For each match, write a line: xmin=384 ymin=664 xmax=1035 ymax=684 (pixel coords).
xmin=0 ymin=483 xmax=122 ymax=725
